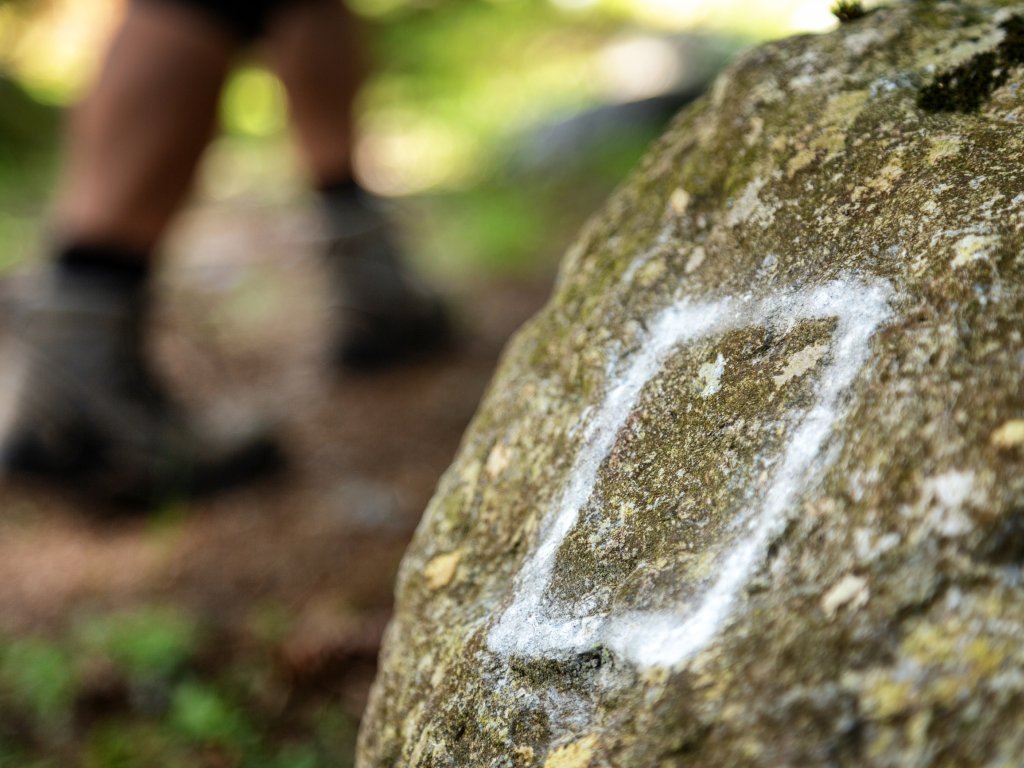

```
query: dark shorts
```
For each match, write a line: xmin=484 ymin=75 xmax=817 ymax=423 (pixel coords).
xmin=140 ymin=0 xmax=324 ymax=41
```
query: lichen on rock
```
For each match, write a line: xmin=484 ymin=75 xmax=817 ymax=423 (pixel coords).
xmin=358 ymin=2 xmax=1024 ymax=766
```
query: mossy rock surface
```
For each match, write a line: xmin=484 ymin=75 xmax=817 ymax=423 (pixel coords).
xmin=359 ymin=3 xmax=1024 ymax=766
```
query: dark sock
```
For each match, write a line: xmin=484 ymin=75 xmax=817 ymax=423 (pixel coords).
xmin=317 ymin=175 xmax=389 ymax=244
xmin=317 ymin=174 xmax=365 ymax=204
xmin=56 ymin=242 xmax=151 ymax=291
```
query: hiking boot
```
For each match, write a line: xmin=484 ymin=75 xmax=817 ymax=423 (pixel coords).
xmin=0 ymin=267 xmax=284 ymax=509
xmin=322 ymin=189 xmax=451 ymax=372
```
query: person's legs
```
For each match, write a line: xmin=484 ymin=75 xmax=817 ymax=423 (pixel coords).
xmin=263 ymin=0 xmax=363 ymax=185
xmin=265 ymin=0 xmax=450 ymax=370
xmin=0 ymin=1 xmax=284 ymax=508
xmin=55 ymin=0 xmax=235 ymax=252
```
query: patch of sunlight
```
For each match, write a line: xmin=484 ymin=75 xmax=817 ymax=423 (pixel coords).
xmin=355 ymin=109 xmax=484 ymax=197
xmin=5 ymin=0 xmax=117 ymax=104
xmin=595 ymin=34 xmax=686 ymax=102
xmin=0 ymin=5 xmax=25 ymax=61
xmin=357 ymin=48 xmax=600 ymax=195
xmin=221 ymin=67 xmax=288 ymax=139
xmin=585 ymin=0 xmax=838 ymax=37
xmin=550 ymin=0 xmax=601 ymax=11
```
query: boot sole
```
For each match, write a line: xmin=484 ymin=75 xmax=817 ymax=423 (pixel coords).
xmin=1 ymin=432 xmax=288 ymax=514
xmin=334 ymin=302 xmax=454 ymax=373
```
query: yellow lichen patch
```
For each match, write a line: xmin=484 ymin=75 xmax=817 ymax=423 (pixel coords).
xmin=906 ymin=711 xmax=932 ymax=755
xmin=544 ymin=736 xmax=598 ymax=768
xmin=963 ymin=637 xmax=1011 ymax=677
xmin=786 ymin=147 xmax=818 ymax=178
xmin=901 ymin=621 xmax=1014 ymax=706
xmin=746 ymin=76 xmax=785 ymax=107
xmin=809 ymin=128 xmax=847 ymax=160
xmin=866 ymin=726 xmax=900 ymax=762
xmin=868 ymin=159 xmax=904 ymax=194
xmin=991 ymin=419 xmax=1024 ymax=449
xmin=793 ymin=90 xmax=865 ymax=166
xmin=918 ymin=25 xmax=1006 ymax=69
xmin=459 ymin=460 xmax=482 ymax=507
xmin=745 ymin=116 xmax=764 ymax=146
xmin=684 ymin=246 xmax=706 ymax=274
xmin=636 ymin=258 xmax=667 ymax=287
xmin=823 ymin=89 xmax=869 ymax=126
xmin=905 ymin=622 xmax=1007 ymax=675
xmin=901 ymin=621 xmax=957 ymax=665
xmin=407 ymin=723 xmax=435 ymax=766
xmin=515 ymin=746 xmax=536 ymax=763
xmin=669 ymin=188 xmax=691 ymax=216
xmin=951 ymin=233 xmax=999 ymax=268
xmin=485 ymin=442 xmax=512 ymax=478
xmin=821 ymin=574 xmax=869 ymax=617
xmin=424 ymin=550 xmax=462 ymax=590
xmin=859 ymin=671 xmax=915 ymax=719
xmin=927 ymin=134 xmax=963 ymax=164
xmin=773 ymin=342 xmax=829 ymax=387
xmin=641 ymin=666 xmax=671 ymax=687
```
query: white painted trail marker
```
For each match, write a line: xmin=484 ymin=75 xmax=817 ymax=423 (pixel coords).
xmin=487 ymin=277 xmax=892 ymax=669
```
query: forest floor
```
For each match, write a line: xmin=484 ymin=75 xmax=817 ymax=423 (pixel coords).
xmin=0 ymin=199 xmax=552 ymax=768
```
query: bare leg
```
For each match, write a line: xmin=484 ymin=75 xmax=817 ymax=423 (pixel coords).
xmin=54 ymin=1 xmax=237 ymax=253
xmin=263 ymin=0 xmax=365 ymax=184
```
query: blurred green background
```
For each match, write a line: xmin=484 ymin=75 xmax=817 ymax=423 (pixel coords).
xmin=0 ymin=1 xmax=840 ymax=766
xmin=0 ymin=0 xmax=838 ymax=277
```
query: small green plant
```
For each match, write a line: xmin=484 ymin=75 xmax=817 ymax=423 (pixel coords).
xmin=0 ymin=638 xmax=74 ymax=725
xmin=76 ymin=607 xmax=199 ymax=681
xmin=170 ymin=681 xmax=254 ymax=751
xmin=832 ymin=0 xmax=866 ymax=22
xmin=83 ymin=721 xmax=190 ymax=768
xmin=266 ymin=745 xmax=321 ymax=768
xmin=313 ymin=707 xmax=359 ymax=768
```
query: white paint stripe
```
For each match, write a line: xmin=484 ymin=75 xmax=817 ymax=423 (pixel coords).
xmin=487 ymin=277 xmax=892 ymax=668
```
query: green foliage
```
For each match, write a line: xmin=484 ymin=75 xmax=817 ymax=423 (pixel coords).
xmin=76 ymin=607 xmax=199 ymax=680
xmin=0 ymin=73 xmax=58 ymax=273
xmin=0 ymin=73 xmax=57 ymax=151
xmin=313 ymin=707 xmax=358 ymax=768
xmin=0 ymin=742 xmax=58 ymax=768
xmin=0 ymin=638 xmax=74 ymax=725
xmin=428 ymin=187 xmax=552 ymax=275
xmin=170 ymin=681 xmax=254 ymax=751
xmin=83 ymin=722 xmax=191 ymax=768
xmin=262 ymin=745 xmax=320 ymax=768
xmin=831 ymin=1 xmax=866 ymax=23
xmin=221 ymin=67 xmax=288 ymax=139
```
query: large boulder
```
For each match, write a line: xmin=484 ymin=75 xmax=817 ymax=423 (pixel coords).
xmin=359 ymin=2 xmax=1024 ymax=765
